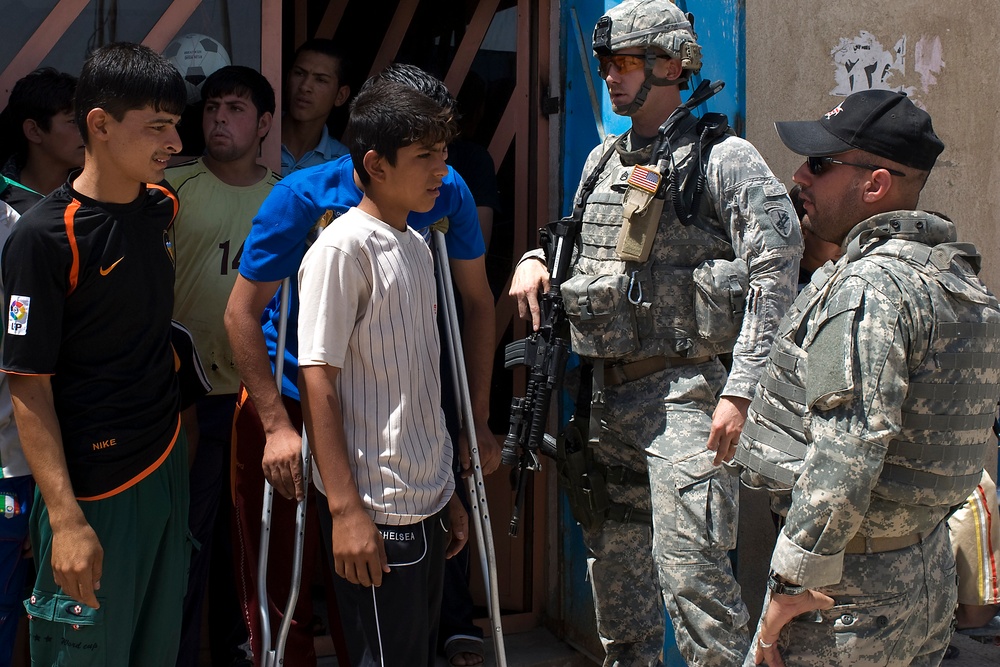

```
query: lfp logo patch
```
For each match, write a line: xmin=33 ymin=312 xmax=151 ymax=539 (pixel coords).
xmin=8 ymin=295 xmax=29 ymax=336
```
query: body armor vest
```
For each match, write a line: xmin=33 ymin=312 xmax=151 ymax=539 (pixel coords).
xmin=562 ymin=115 xmax=737 ymax=362
xmin=736 ymin=211 xmax=1000 ymax=515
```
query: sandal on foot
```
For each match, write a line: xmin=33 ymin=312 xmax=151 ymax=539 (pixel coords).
xmin=444 ymin=637 xmax=484 ymax=666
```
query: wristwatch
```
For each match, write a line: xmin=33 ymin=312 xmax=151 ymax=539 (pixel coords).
xmin=767 ymin=571 xmax=806 ymax=596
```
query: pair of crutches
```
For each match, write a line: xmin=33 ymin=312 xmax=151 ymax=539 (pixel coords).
xmin=258 ymin=277 xmax=314 ymax=667
xmin=432 ymin=230 xmax=508 ymax=667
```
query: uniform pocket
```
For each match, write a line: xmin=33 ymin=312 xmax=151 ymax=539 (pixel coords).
xmin=805 ymin=591 xmax=911 ymax=664
xmin=672 ymin=453 xmax=739 ymax=551
xmin=561 ymin=273 xmax=638 ymax=358
xmin=692 ymin=257 xmax=748 ymax=343
xmin=380 ymin=522 xmax=428 ymax=568
xmin=24 ymin=590 xmax=107 ymax=666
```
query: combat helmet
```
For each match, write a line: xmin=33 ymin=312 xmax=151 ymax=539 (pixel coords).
xmin=593 ymin=0 xmax=702 ymax=115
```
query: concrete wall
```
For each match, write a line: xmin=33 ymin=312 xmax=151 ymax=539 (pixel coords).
xmin=745 ymin=1 xmax=1000 ymax=292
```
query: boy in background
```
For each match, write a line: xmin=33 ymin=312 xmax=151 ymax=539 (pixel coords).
xmin=297 ymin=79 xmax=467 ymax=667
xmin=0 ymin=68 xmax=84 ymax=213
xmin=281 ymin=38 xmax=351 ymax=175
xmin=166 ymin=64 xmax=277 ymax=667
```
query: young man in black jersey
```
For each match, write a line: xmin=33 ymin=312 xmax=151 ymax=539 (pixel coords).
xmin=1 ymin=43 xmax=190 ymax=666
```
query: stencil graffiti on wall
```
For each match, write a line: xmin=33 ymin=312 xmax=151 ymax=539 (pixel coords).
xmin=830 ymin=31 xmax=944 ymax=103
xmin=830 ymin=31 xmax=907 ymax=95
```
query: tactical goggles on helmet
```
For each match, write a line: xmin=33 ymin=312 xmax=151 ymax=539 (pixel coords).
xmin=597 ymin=52 xmax=671 ymax=78
xmin=807 ymin=156 xmax=906 ymax=178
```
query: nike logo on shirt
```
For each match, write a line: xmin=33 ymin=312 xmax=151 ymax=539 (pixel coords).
xmin=99 ymin=257 xmax=124 ymax=276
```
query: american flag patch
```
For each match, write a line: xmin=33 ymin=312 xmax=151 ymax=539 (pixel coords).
xmin=627 ymin=165 xmax=661 ymax=194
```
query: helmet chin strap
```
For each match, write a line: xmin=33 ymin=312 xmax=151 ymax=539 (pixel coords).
xmin=613 ymin=72 xmax=683 ymax=117
xmin=612 ymin=50 xmax=684 ymax=117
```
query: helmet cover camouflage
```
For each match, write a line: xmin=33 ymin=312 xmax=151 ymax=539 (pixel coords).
xmin=593 ymin=0 xmax=702 ymax=76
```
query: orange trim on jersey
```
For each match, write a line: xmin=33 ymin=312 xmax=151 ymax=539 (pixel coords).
xmin=64 ymin=199 xmax=81 ymax=295
xmin=77 ymin=414 xmax=181 ymax=501
xmin=0 ymin=370 xmax=55 ymax=376
xmin=147 ymin=183 xmax=179 ymax=224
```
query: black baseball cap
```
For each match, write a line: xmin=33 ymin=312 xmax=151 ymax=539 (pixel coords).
xmin=774 ymin=90 xmax=944 ymax=170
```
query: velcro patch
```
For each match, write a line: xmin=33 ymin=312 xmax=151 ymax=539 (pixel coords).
xmin=626 ymin=165 xmax=661 ymax=194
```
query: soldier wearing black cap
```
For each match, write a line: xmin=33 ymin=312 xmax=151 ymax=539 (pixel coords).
xmin=735 ymin=89 xmax=1000 ymax=666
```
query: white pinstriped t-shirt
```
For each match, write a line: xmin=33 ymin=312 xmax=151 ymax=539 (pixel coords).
xmin=298 ymin=207 xmax=453 ymax=526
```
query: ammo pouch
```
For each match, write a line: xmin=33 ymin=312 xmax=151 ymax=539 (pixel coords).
xmin=557 ymin=419 xmax=652 ymax=531
xmin=561 ymin=273 xmax=639 ymax=359
xmin=692 ymin=257 xmax=748 ymax=343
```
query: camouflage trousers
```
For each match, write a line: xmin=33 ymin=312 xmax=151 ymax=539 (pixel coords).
xmin=745 ymin=521 xmax=956 ymax=666
xmin=580 ymin=358 xmax=750 ymax=667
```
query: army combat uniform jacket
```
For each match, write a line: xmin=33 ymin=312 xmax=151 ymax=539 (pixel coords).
xmin=737 ymin=211 xmax=1000 ymax=665
xmin=559 ymin=115 xmax=801 ymax=399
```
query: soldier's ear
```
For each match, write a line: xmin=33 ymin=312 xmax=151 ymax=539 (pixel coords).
xmin=863 ymin=169 xmax=893 ymax=204
xmin=660 ymin=57 xmax=683 ymax=82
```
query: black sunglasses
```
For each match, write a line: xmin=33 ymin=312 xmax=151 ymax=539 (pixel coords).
xmin=807 ymin=156 xmax=906 ymax=177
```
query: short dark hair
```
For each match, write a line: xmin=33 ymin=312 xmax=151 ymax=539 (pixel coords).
xmin=201 ymin=66 xmax=275 ymax=118
xmin=75 ymin=42 xmax=187 ymax=143
xmin=291 ymin=38 xmax=348 ymax=83
xmin=363 ymin=63 xmax=457 ymax=115
xmin=0 ymin=68 xmax=77 ymax=167
xmin=345 ymin=80 xmax=456 ymax=186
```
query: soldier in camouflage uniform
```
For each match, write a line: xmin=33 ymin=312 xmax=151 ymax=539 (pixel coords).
xmin=736 ymin=89 xmax=1000 ymax=667
xmin=510 ymin=2 xmax=801 ymax=665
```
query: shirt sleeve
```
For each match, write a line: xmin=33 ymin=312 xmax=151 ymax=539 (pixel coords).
xmin=297 ymin=239 xmax=369 ymax=370
xmin=1 ymin=218 xmax=69 ymax=375
xmin=770 ymin=271 xmax=916 ymax=588
xmin=705 ymin=137 xmax=803 ymax=400
xmin=240 ymin=182 xmax=321 ymax=284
